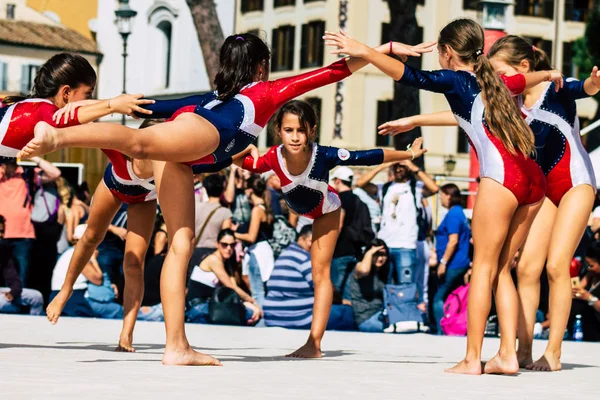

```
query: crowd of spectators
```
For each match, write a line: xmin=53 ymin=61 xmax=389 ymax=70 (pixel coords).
xmin=1 ymin=156 xmax=599 ymax=342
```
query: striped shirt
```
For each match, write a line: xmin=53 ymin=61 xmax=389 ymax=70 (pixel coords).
xmin=263 ymin=243 xmax=314 ymax=329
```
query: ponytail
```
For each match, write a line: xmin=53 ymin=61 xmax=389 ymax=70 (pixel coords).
xmin=439 ymin=20 xmax=534 ymax=156
xmin=532 ymin=47 xmax=552 ymax=71
xmin=488 ymin=35 xmax=552 ymax=72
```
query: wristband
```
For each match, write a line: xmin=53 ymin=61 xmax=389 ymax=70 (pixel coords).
xmin=406 ymin=143 xmax=415 ymax=160
xmin=107 ymin=99 xmax=114 ymax=117
xmin=440 ymin=258 xmax=447 ymax=265
xmin=390 ymin=41 xmax=393 ymax=56
xmin=589 ymin=295 xmax=599 ymax=306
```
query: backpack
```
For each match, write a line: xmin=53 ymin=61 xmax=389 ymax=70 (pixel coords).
xmin=344 ymin=195 xmax=375 ymax=252
xmin=440 ymin=284 xmax=470 ymax=336
xmin=268 ymin=215 xmax=297 ymax=259
xmin=208 ymin=286 xmax=246 ymax=326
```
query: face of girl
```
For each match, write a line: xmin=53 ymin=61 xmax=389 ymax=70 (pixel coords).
xmin=489 ymin=57 xmax=530 ymax=77
xmin=278 ymin=113 xmax=312 ymax=155
xmin=373 ymin=249 xmax=388 ymax=268
xmin=55 ymin=84 xmax=95 ymax=108
xmin=440 ymin=191 xmax=451 ymax=208
xmin=218 ymin=234 xmax=236 ymax=259
xmin=585 ymin=257 xmax=600 ymax=275
xmin=438 ymin=45 xmax=451 ymax=69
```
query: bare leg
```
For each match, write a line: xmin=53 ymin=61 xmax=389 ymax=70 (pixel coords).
xmin=116 ymin=200 xmax=157 ymax=353
xmin=18 ymin=113 xmax=219 ymax=162
xmin=287 ymin=209 xmax=340 ymax=359
xmin=46 ymin=183 xmax=121 ymax=324
xmin=445 ymin=178 xmax=517 ymax=375
xmin=514 ymin=198 xmax=555 ymax=367
xmin=529 ymin=185 xmax=594 ymax=372
xmin=152 ymin=161 xmax=221 ymax=366
xmin=484 ymin=200 xmax=542 ymax=375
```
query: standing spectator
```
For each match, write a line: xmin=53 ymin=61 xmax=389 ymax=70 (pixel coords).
xmin=0 ymin=215 xmax=44 ymax=315
xmin=353 ymin=182 xmax=381 ymax=233
xmin=264 ymin=225 xmax=355 ymax=330
xmin=346 ymin=239 xmax=391 ymax=332
xmin=376 ymin=161 xmax=438 ymax=295
xmin=433 ymin=184 xmax=471 ymax=333
xmin=330 ymin=166 xmax=374 ymax=295
xmin=225 ymin=165 xmax=252 ymax=234
xmin=55 ymin=178 xmax=74 ymax=255
xmin=570 ymin=241 xmax=600 ymax=342
xmin=234 ymin=175 xmax=273 ymax=308
xmin=193 ymin=173 xmax=209 ymax=204
xmin=194 ymin=174 xmax=232 ymax=251
xmin=262 ymin=171 xmax=284 ymax=216
xmin=0 ymin=157 xmax=59 ymax=287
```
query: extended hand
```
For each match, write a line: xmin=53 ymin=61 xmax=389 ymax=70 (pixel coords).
xmin=547 ymin=70 xmax=564 ymax=92
xmin=407 ymin=137 xmax=427 ymax=159
xmin=323 ymin=30 xmax=370 ymax=58
xmin=391 ymin=41 xmax=437 ymax=62
xmin=53 ymin=99 xmax=100 ymax=124
xmin=378 ymin=117 xmax=416 ymax=136
xmin=591 ymin=66 xmax=600 ymax=89
xmin=109 ymin=94 xmax=155 ymax=118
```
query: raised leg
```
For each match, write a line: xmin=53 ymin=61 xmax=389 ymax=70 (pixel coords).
xmin=514 ymin=198 xmax=555 ymax=368
xmin=529 ymin=185 xmax=595 ymax=372
xmin=19 ymin=113 xmax=219 ymax=162
xmin=445 ymin=178 xmax=517 ymax=375
xmin=116 ymin=200 xmax=157 ymax=352
xmin=152 ymin=161 xmax=221 ymax=366
xmin=46 ymin=183 xmax=121 ymax=324
xmin=287 ymin=209 xmax=341 ymax=359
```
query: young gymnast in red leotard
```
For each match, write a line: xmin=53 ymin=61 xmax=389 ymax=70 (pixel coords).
xmin=19 ymin=33 xmax=435 ymax=366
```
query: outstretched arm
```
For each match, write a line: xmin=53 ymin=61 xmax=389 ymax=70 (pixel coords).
xmin=328 ymin=137 xmax=427 ymax=170
xmin=134 ymin=93 xmax=213 ymax=119
xmin=584 ymin=66 xmax=600 ymax=96
xmin=51 ymin=95 xmax=155 ymax=126
xmin=378 ymin=111 xmax=457 ymax=136
xmin=355 ymin=163 xmax=391 ymax=188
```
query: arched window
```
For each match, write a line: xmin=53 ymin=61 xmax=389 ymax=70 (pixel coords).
xmin=147 ymin=1 xmax=178 ymax=90
xmin=157 ymin=21 xmax=172 ymax=88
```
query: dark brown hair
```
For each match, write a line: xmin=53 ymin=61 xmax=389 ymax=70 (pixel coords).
xmin=440 ymin=183 xmax=463 ymax=208
xmin=270 ymin=100 xmax=319 ymax=144
xmin=214 ymin=33 xmax=271 ymax=101
xmin=3 ymin=53 xmax=96 ymax=105
xmin=488 ymin=35 xmax=552 ymax=73
xmin=438 ymin=19 xmax=534 ymax=156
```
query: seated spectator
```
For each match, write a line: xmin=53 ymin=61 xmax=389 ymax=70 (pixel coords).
xmin=433 ymin=184 xmax=471 ymax=334
xmin=570 ymin=241 xmax=600 ymax=341
xmin=264 ymin=225 xmax=355 ymax=330
xmin=50 ymin=225 xmax=123 ymax=319
xmin=137 ymin=219 xmax=168 ymax=322
xmin=186 ymin=229 xmax=261 ymax=325
xmin=346 ymin=239 xmax=391 ymax=332
xmin=0 ymin=215 xmax=43 ymax=315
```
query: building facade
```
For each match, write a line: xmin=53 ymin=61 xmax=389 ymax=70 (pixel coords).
xmin=235 ymin=0 xmax=598 ymax=178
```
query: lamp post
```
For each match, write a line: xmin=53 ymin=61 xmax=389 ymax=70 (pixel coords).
xmin=444 ymin=155 xmax=457 ymax=176
xmin=115 ymin=0 xmax=137 ymax=125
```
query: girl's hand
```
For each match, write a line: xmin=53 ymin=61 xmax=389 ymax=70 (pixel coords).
xmin=323 ymin=30 xmax=370 ymax=58
xmin=378 ymin=117 xmax=416 ymax=136
xmin=572 ymin=287 xmax=591 ymax=300
xmin=546 ymin=70 xmax=564 ymax=92
xmin=53 ymin=99 xmax=100 ymax=124
xmin=590 ymin=66 xmax=600 ymax=89
xmin=231 ymin=223 xmax=239 ymax=232
xmin=408 ymin=137 xmax=427 ymax=159
xmin=247 ymin=145 xmax=260 ymax=169
xmin=366 ymin=245 xmax=385 ymax=256
xmin=244 ymin=302 xmax=262 ymax=324
xmin=109 ymin=94 xmax=155 ymax=118
xmin=391 ymin=41 xmax=437 ymax=62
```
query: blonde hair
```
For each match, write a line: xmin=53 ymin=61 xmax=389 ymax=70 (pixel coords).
xmin=438 ymin=19 xmax=534 ymax=156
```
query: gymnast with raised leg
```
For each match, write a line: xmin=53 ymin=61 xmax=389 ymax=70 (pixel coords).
xmin=235 ymin=99 xmax=427 ymax=358
xmin=324 ymin=20 xmax=564 ymax=375
xmin=18 ymin=33 xmax=435 ymax=366
xmin=384 ymin=37 xmax=600 ymax=372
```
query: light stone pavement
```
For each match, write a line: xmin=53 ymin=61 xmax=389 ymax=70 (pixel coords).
xmin=1 ymin=314 xmax=599 ymax=399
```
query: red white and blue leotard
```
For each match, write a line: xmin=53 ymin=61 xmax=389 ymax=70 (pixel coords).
xmin=101 ymin=149 xmax=157 ymax=204
xmin=400 ymin=65 xmax=546 ymax=205
xmin=140 ymin=59 xmax=352 ymax=169
xmin=241 ymin=144 xmax=384 ymax=218
xmin=0 ymin=99 xmax=80 ymax=163
xmin=520 ymin=79 xmax=596 ymax=206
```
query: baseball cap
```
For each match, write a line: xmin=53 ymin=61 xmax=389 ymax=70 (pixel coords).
xmin=331 ymin=166 xmax=354 ymax=182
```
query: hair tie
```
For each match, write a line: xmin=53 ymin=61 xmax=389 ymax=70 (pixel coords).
xmin=474 ymin=49 xmax=483 ymax=57
xmin=235 ymin=36 xmax=245 ymax=41
xmin=532 ymin=45 xmax=538 ymax=51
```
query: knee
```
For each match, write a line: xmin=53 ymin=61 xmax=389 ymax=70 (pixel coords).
xmin=516 ymin=261 xmax=539 ymax=285
xmin=123 ymin=253 xmax=144 ymax=274
xmin=169 ymin=231 xmax=194 ymax=258
xmin=312 ymin=263 xmax=331 ymax=284
xmin=545 ymin=261 xmax=570 ymax=283
xmin=81 ymin=229 xmax=105 ymax=247
xmin=129 ymin=141 xmax=147 ymax=160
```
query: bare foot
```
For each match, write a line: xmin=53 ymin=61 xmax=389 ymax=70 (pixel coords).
xmin=115 ymin=335 xmax=135 ymax=353
xmin=46 ymin=289 xmax=72 ymax=325
xmin=484 ymin=352 xmax=519 ymax=375
xmin=517 ymin=349 xmax=533 ymax=369
xmin=285 ymin=340 xmax=322 ymax=359
xmin=162 ymin=346 xmax=222 ymax=366
xmin=445 ymin=358 xmax=482 ymax=375
xmin=526 ymin=352 xmax=561 ymax=372
xmin=17 ymin=121 xmax=58 ymax=159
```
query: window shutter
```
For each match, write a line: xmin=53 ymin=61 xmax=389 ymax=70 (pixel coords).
xmin=300 ymin=23 xmax=309 ymax=68
xmin=271 ymin=28 xmax=279 ymax=71
xmin=316 ymin=22 xmax=325 ymax=66
xmin=21 ymin=64 xmax=31 ymax=95
xmin=0 ymin=61 xmax=7 ymax=91
xmin=287 ymin=26 xmax=295 ymax=70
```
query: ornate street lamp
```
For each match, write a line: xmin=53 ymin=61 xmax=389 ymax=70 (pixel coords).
xmin=444 ymin=154 xmax=457 ymax=176
xmin=115 ymin=0 xmax=137 ymax=125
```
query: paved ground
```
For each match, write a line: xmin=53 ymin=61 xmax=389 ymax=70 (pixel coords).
xmin=1 ymin=315 xmax=599 ymax=399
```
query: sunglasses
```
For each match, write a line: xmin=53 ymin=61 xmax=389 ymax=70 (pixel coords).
xmin=219 ymin=242 xmax=236 ymax=249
